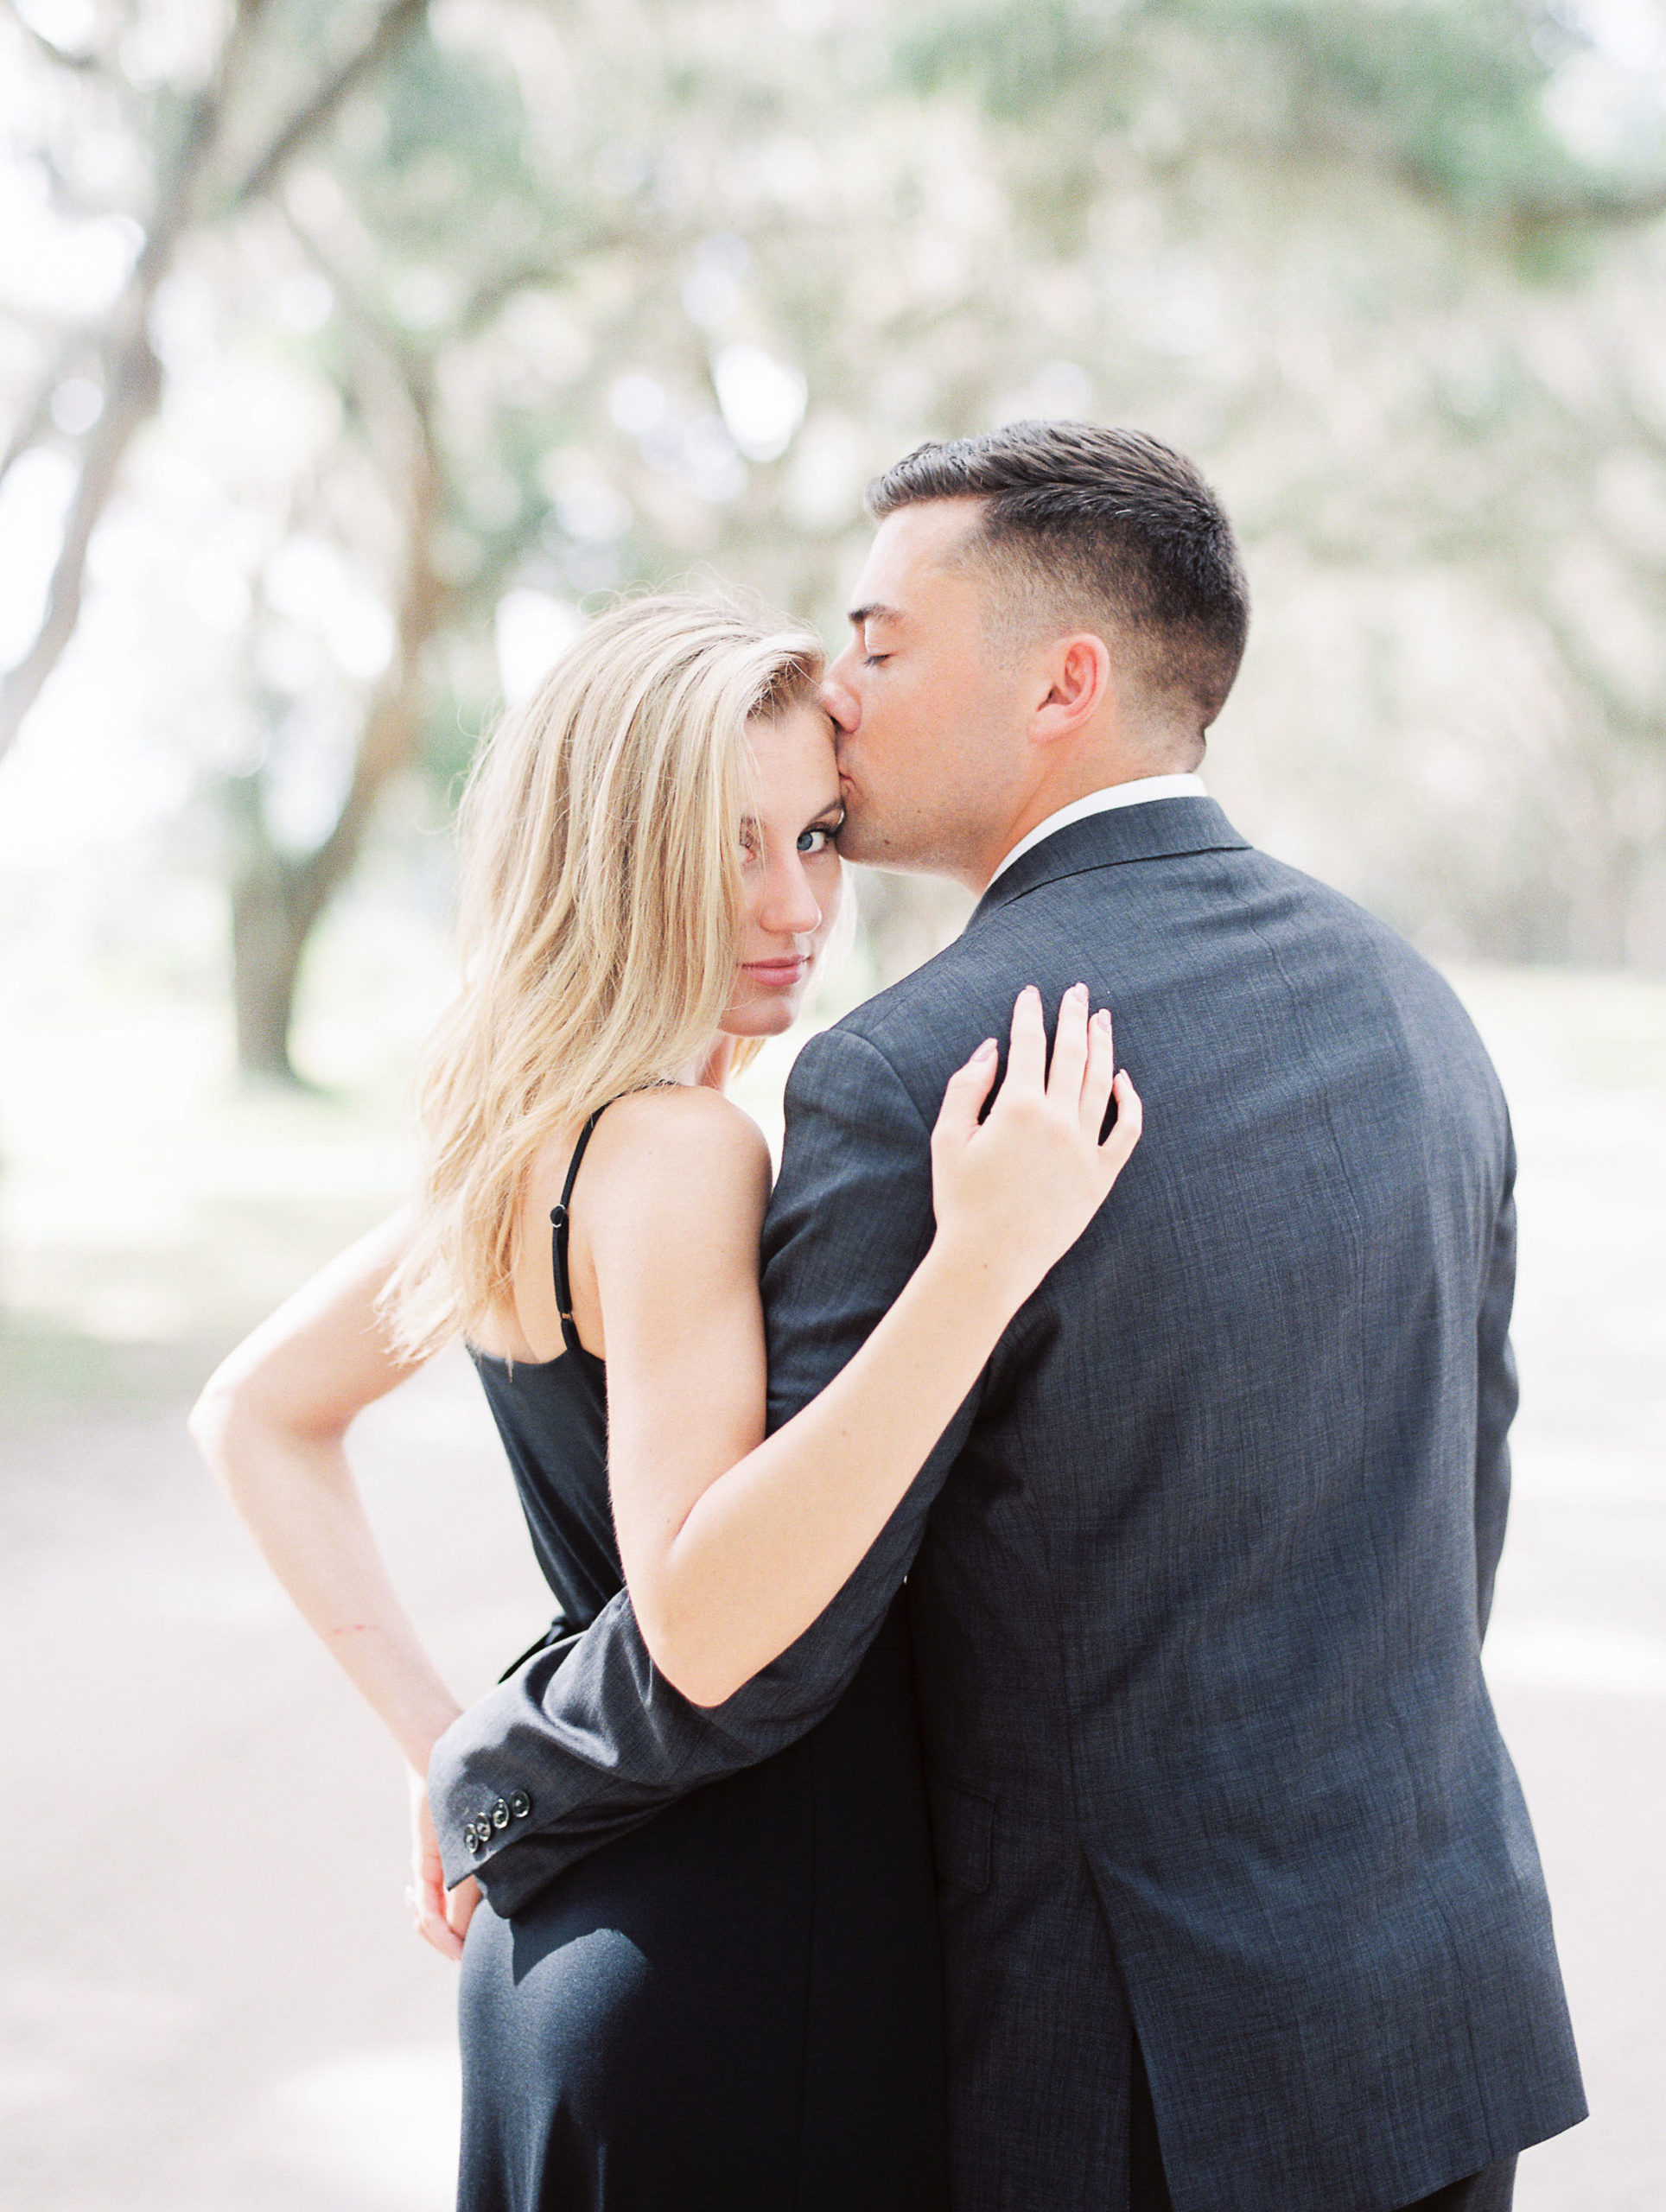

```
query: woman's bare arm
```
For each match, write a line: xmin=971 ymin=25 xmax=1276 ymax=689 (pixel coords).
xmin=594 ymin=986 xmax=1140 ymax=1707
xmin=188 ymin=1211 xmax=478 ymax=1955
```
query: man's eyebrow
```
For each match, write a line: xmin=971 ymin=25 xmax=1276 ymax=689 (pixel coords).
xmin=847 ymin=601 xmax=902 ymax=629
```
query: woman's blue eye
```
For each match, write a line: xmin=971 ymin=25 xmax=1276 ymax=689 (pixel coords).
xmin=797 ymin=828 xmax=830 ymax=855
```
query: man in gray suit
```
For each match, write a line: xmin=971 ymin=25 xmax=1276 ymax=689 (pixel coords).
xmin=432 ymin=423 xmax=1585 ymax=2209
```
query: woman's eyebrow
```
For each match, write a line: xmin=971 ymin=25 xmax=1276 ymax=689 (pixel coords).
xmin=803 ymin=798 xmax=845 ymax=830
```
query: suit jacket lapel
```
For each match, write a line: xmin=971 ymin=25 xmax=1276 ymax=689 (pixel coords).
xmin=970 ymin=797 xmax=1250 ymax=924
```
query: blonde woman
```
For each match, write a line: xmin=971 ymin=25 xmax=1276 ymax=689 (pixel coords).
xmin=192 ymin=594 xmax=1141 ymax=2212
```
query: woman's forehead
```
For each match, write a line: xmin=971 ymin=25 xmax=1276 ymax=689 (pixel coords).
xmin=743 ymin=700 xmax=838 ymax=803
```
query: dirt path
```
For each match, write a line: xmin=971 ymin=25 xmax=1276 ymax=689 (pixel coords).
xmin=3 ymin=1354 xmax=543 ymax=2210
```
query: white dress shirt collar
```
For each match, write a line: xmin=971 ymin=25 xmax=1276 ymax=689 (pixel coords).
xmin=986 ymin=773 xmax=1209 ymax=887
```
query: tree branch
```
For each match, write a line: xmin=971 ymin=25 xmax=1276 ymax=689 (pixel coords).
xmin=0 ymin=3 xmax=271 ymax=760
xmin=290 ymin=378 xmax=450 ymax=934
xmin=1508 ymin=176 xmax=1666 ymax=235
xmin=225 ymin=0 xmax=429 ymax=213
xmin=0 ymin=322 xmax=162 ymax=756
xmin=262 ymin=214 xmax=454 ymax=927
xmin=0 ymin=0 xmax=432 ymax=763
xmin=1382 ymin=147 xmax=1666 ymax=238
xmin=0 ymin=331 xmax=83 ymax=490
xmin=0 ymin=0 xmax=101 ymax=72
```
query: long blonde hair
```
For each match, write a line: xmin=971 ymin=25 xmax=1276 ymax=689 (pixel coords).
xmin=382 ymin=592 xmax=824 ymax=1358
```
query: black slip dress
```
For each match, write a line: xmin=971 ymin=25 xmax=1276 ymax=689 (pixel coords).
xmin=455 ymin=1103 xmax=950 ymax=2212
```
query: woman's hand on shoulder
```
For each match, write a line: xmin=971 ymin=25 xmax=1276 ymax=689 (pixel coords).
xmin=929 ymin=983 xmax=1142 ymax=1310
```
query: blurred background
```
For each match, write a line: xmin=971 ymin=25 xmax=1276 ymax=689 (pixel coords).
xmin=2 ymin=1 xmax=1663 ymax=2206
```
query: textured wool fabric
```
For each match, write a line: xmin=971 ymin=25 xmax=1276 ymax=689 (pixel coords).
xmin=1402 ymin=2156 xmax=1517 ymax=2209
xmin=433 ymin=798 xmax=1586 ymax=2212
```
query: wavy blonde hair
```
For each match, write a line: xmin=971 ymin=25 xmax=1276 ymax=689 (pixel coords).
xmin=382 ymin=592 xmax=824 ymax=1359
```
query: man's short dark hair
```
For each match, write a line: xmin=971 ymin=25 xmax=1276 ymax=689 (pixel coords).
xmin=865 ymin=421 xmax=1250 ymax=731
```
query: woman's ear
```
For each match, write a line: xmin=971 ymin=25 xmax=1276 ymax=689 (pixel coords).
xmin=1029 ymin=632 xmax=1112 ymax=746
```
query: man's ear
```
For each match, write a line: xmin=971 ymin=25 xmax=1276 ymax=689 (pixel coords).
xmin=1029 ymin=632 xmax=1112 ymax=745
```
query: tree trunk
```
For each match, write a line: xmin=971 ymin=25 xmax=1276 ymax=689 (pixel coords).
xmin=226 ymin=359 xmax=448 ymax=1083
xmin=230 ymin=850 xmax=314 ymax=1083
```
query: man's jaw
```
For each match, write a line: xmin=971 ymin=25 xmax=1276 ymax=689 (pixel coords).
xmin=832 ymin=781 xmax=887 ymax=867
xmin=838 ymin=760 xmax=989 ymax=880
xmin=837 ymin=804 xmax=970 ymax=882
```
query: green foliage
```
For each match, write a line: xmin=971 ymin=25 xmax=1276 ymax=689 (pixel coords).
xmin=1221 ymin=0 xmax=1599 ymax=213
xmin=895 ymin=0 xmax=1130 ymax=119
xmin=5 ymin=0 xmax=1666 ymax=995
xmin=894 ymin=0 xmax=1653 ymax=226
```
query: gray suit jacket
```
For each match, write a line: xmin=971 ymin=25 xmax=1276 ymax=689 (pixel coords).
xmin=432 ymin=798 xmax=1585 ymax=2212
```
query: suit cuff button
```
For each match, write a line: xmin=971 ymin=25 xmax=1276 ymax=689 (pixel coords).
xmin=464 ymin=1827 xmax=483 ymax=1855
xmin=490 ymin=1798 xmax=511 ymax=1830
xmin=508 ymin=1789 xmax=531 ymax=1819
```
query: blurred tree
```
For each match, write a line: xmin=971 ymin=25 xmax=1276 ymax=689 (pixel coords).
xmin=3 ymin=0 xmax=1664 ymax=1087
xmin=887 ymin=0 xmax=1666 ymax=960
xmin=223 ymin=281 xmax=448 ymax=1077
xmin=0 ymin=0 xmax=430 ymax=765
xmin=894 ymin=0 xmax=1666 ymax=232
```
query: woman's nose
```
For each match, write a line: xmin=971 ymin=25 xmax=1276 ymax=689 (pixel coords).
xmin=760 ymin=855 xmax=823 ymax=938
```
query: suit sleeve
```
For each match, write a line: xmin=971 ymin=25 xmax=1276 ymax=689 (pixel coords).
xmin=1473 ymin=1122 xmax=1519 ymax=1638
xmin=429 ymin=1025 xmax=982 ymax=1916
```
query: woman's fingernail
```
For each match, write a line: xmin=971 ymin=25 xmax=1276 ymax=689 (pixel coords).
xmin=974 ymin=1038 xmax=998 ymax=1059
xmin=1070 ymin=982 xmax=1088 ymax=997
xmin=1094 ymin=1008 xmax=1111 ymax=1030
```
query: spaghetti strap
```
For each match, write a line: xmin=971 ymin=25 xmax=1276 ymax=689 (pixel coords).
xmin=550 ymin=1104 xmax=610 ymax=1359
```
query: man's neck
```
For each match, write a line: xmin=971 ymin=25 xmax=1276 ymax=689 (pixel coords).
xmin=970 ymin=763 xmax=1204 ymax=891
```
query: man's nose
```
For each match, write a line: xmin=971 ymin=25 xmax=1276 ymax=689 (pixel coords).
xmin=820 ymin=656 xmax=860 ymax=736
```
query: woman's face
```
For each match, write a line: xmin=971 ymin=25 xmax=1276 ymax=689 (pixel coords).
xmin=721 ymin=699 xmax=845 ymax=1039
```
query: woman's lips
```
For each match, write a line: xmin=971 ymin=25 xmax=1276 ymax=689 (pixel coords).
xmin=743 ymin=957 xmax=809 ymax=988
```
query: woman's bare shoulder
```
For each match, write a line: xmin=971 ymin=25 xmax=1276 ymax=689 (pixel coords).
xmin=602 ymin=1081 xmax=767 ymax=1144
xmin=522 ymin=1084 xmax=764 ymax=1187
xmin=605 ymin=1086 xmax=768 ymax=1196
xmin=575 ymin=1089 xmax=773 ymax=1312
xmin=551 ymin=1084 xmax=771 ymax=1223
xmin=510 ymin=1088 xmax=770 ymax=1356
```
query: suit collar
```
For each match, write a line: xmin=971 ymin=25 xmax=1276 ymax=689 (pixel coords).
xmin=970 ymin=795 xmax=1249 ymax=922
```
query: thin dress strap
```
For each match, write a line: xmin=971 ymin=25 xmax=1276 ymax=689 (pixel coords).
xmin=550 ymin=1104 xmax=608 ymax=1358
